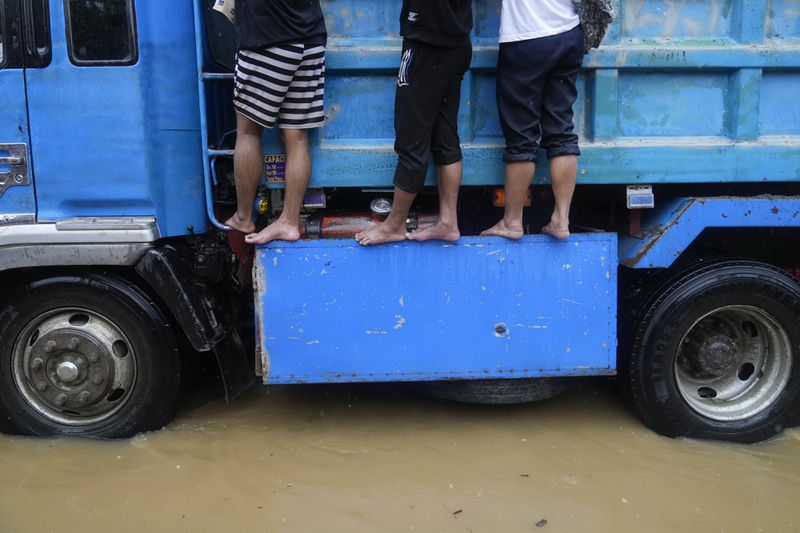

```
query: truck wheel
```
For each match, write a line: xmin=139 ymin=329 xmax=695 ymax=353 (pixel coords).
xmin=421 ymin=378 xmax=569 ymax=405
xmin=0 ymin=273 xmax=182 ymax=438
xmin=623 ymin=259 xmax=800 ymax=443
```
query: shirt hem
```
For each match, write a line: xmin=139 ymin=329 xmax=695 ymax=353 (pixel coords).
xmin=498 ymin=21 xmax=580 ymax=44
xmin=239 ymin=33 xmax=328 ymax=52
xmin=400 ymin=27 xmax=471 ymax=48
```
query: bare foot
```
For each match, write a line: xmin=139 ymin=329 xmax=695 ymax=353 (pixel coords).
xmin=481 ymin=219 xmax=524 ymax=240
xmin=225 ymin=212 xmax=255 ymax=234
xmin=541 ymin=222 xmax=570 ymax=240
xmin=245 ymin=218 xmax=300 ymax=244
xmin=408 ymin=221 xmax=460 ymax=242
xmin=355 ymin=222 xmax=407 ymax=246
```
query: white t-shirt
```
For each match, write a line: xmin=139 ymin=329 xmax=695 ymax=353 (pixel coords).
xmin=499 ymin=0 xmax=580 ymax=43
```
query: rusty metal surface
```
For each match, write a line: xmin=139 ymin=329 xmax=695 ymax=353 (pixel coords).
xmin=619 ymin=196 xmax=800 ymax=268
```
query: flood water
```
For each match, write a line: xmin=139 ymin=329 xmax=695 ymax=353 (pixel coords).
xmin=0 ymin=375 xmax=798 ymax=532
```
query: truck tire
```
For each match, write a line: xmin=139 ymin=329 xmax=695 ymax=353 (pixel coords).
xmin=421 ymin=378 xmax=569 ymax=405
xmin=0 ymin=273 xmax=182 ymax=438
xmin=622 ymin=259 xmax=800 ymax=443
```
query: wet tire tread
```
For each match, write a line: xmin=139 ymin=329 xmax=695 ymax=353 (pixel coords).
xmin=620 ymin=257 xmax=800 ymax=443
xmin=0 ymin=272 xmax=183 ymax=438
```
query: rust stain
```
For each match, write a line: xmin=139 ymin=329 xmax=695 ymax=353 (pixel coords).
xmin=622 ymin=198 xmax=694 ymax=267
xmin=254 ymin=263 xmax=270 ymax=378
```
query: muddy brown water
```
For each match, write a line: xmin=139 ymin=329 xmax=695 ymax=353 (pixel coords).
xmin=0 ymin=377 xmax=798 ymax=532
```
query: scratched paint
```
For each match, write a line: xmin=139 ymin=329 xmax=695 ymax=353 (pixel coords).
xmin=618 ymin=72 xmax=727 ymax=137
xmin=25 ymin=1 xmax=207 ymax=236
xmin=0 ymin=53 xmax=36 ymax=218
xmin=244 ymin=0 xmax=800 ymax=191
xmin=256 ymin=235 xmax=617 ymax=384
xmin=766 ymin=0 xmax=800 ymax=39
xmin=619 ymin=196 xmax=800 ymax=268
xmin=622 ymin=0 xmax=734 ymax=40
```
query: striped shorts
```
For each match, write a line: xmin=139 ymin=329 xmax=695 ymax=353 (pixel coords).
xmin=233 ymin=43 xmax=326 ymax=129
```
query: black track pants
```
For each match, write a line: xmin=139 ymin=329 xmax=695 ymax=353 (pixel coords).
xmin=393 ymin=39 xmax=472 ymax=193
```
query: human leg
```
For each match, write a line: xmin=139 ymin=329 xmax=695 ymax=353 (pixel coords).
xmin=483 ymin=38 xmax=550 ymax=238
xmin=356 ymin=40 xmax=447 ymax=246
xmin=481 ymin=161 xmax=535 ymax=239
xmin=408 ymin=161 xmax=462 ymax=242
xmin=355 ymin=186 xmax=416 ymax=245
xmin=227 ymin=45 xmax=306 ymax=235
xmin=541 ymin=155 xmax=576 ymax=239
xmin=240 ymin=43 xmax=324 ymax=244
xmin=539 ymin=25 xmax=583 ymax=240
xmin=225 ymin=112 xmax=264 ymax=234
xmin=245 ymin=128 xmax=310 ymax=244
xmin=409 ymin=45 xmax=471 ymax=242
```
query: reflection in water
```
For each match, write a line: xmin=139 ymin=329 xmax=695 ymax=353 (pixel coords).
xmin=0 ymin=377 xmax=798 ymax=531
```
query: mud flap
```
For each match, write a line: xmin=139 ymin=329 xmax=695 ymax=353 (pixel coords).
xmin=136 ymin=245 xmax=255 ymax=401
xmin=210 ymin=327 xmax=256 ymax=402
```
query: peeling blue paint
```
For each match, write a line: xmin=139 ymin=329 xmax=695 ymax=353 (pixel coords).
xmin=250 ymin=0 xmax=800 ymax=189
xmin=620 ymin=196 xmax=800 ymax=268
xmin=256 ymin=234 xmax=617 ymax=384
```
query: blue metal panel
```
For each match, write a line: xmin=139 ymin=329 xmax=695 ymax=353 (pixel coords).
xmin=619 ymin=196 xmax=800 ymax=269
xmin=0 ymin=11 xmax=35 ymax=221
xmin=760 ymin=71 xmax=800 ymax=135
xmin=618 ymin=72 xmax=727 ymax=137
xmin=255 ymin=234 xmax=617 ymax=384
xmin=242 ymin=0 xmax=800 ymax=190
xmin=767 ymin=0 xmax=800 ymax=40
xmin=24 ymin=1 xmax=207 ymax=237
xmin=620 ymin=0 xmax=735 ymax=41
xmin=0 ymin=69 xmax=35 ymax=219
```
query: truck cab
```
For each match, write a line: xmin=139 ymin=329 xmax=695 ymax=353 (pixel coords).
xmin=0 ymin=0 xmax=799 ymax=443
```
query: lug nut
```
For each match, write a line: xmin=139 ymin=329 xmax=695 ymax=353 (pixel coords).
xmin=43 ymin=341 xmax=57 ymax=354
xmin=36 ymin=381 xmax=47 ymax=392
xmin=66 ymin=338 xmax=80 ymax=350
xmin=54 ymin=394 xmax=67 ymax=407
xmin=77 ymin=391 xmax=91 ymax=405
xmin=92 ymin=375 xmax=104 ymax=385
xmin=31 ymin=358 xmax=44 ymax=370
xmin=88 ymin=352 xmax=99 ymax=363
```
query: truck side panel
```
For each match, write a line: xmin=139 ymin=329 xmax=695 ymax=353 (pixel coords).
xmin=243 ymin=0 xmax=800 ymax=190
xmin=256 ymin=234 xmax=617 ymax=384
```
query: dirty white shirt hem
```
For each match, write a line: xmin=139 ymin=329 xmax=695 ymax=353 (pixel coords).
xmin=499 ymin=0 xmax=580 ymax=43
xmin=499 ymin=21 xmax=580 ymax=43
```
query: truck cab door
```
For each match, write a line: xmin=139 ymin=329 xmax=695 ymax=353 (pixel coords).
xmin=0 ymin=0 xmax=40 ymax=224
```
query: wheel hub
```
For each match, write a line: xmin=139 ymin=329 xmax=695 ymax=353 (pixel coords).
xmin=56 ymin=360 xmax=81 ymax=383
xmin=683 ymin=333 xmax=739 ymax=378
xmin=674 ymin=305 xmax=792 ymax=422
xmin=25 ymin=329 xmax=115 ymax=414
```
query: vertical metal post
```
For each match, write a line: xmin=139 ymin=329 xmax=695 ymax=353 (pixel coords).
xmin=192 ymin=0 xmax=229 ymax=230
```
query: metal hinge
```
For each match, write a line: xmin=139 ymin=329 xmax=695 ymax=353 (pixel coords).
xmin=0 ymin=144 xmax=30 ymax=198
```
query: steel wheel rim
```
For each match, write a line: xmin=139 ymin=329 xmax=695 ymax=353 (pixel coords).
xmin=674 ymin=305 xmax=792 ymax=422
xmin=12 ymin=308 xmax=137 ymax=426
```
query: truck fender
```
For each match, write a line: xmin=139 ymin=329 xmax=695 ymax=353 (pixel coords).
xmin=135 ymin=245 xmax=255 ymax=401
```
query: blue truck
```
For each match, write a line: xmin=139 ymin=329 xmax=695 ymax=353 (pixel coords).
xmin=0 ymin=0 xmax=798 ymax=443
